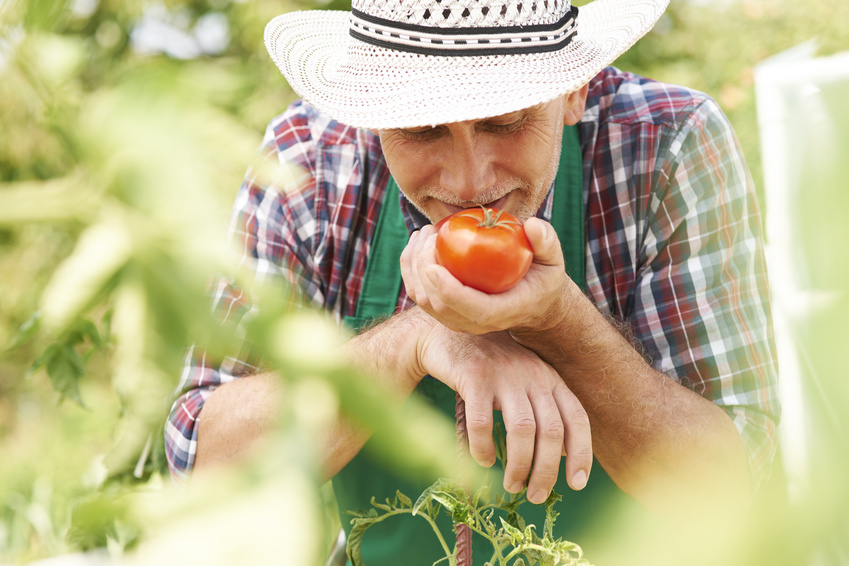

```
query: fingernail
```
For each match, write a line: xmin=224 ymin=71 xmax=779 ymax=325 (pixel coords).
xmin=508 ymin=481 xmax=524 ymax=493
xmin=538 ymin=219 xmax=550 ymax=241
xmin=571 ymin=470 xmax=588 ymax=490
xmin=530 ymin=490 xmax=548 ymax=504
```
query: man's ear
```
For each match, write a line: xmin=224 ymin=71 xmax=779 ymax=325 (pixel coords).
xmin=562 ymin=84 xmax=589 ymax=126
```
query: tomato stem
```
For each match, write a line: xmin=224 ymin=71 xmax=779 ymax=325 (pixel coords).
xmin=455 ymin=205 xmax=522 ymax=229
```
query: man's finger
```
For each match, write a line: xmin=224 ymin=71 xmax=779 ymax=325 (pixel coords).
xmin=525 ymin=392 xmax=565 ymax=504
xmin=461 ymin=390 xmax=497 ymax=468
xmin=523 ymin=217 xmax=564 ymax=268
xmin=554 ymin=383 xmax=593 ymax=491
xmin=421 ymin=265 xmax=515 ymax=334
xmin=407 ymin=230 xmax=434 ymax=308
xmin=400 ymin=230 xmax=420 ymax=303
xmin=500 ymin=394 xmax=537 ymax=494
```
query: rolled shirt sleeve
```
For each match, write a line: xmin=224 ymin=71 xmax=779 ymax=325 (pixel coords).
xmin=164 ymin=106 xmax=323 ymax=482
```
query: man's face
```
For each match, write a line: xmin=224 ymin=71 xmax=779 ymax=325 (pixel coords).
xmin=375 ymin=87 xmax=588 ymax=223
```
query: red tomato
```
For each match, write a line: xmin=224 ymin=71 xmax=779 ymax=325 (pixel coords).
xmin=434 ymin=207 xmax=533 ymax=294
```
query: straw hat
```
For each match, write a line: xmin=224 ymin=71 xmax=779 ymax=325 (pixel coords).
xmin=264 ymin=0 xmax=669 ymax=129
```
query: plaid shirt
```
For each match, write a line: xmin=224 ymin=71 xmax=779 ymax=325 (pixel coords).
xmin=165 ymin=66 xmax=780 ymax=491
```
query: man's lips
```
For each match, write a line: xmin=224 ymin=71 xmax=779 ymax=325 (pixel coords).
xmin=441 ymin=193 xmax=510 ymax=216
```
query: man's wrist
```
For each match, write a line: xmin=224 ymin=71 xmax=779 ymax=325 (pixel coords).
xmin=350 ymin=305 xmax=436 ymax=393
xmin=398 ymin=306 xmax=439 ymax=387
xmin=511 ymin=276 xmax=584 ymax=342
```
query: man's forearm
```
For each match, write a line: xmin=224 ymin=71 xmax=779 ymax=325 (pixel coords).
xmin=195 ymin=308 xmax=434 ymax=478
xmin=512 ymin=285 xmax=752 ymax=520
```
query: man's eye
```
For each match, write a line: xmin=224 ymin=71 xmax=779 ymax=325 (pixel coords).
xmin=400 ymin=127 xmax=440 ymax=140
xmin=484 ymin=117 xmax=524 ymax=133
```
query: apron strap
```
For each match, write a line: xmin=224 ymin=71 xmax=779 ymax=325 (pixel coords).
xmin=343 ymin=176 xmax=408 ymax=331
xmin=552 ymin=122 xmax=586 ymax=293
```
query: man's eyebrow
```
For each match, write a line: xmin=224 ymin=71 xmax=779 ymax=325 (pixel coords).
xmin=483 ymin=103 xmax=547 ymax=123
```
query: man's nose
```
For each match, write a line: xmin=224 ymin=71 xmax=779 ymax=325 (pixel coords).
xmin=439 ymin=129 xmax=497 ymax=202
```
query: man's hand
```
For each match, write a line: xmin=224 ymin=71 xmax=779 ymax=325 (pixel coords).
xmin=400 ymin=217 xmax=577 ymax=335
xmin=416 ymin=324 xmax=592 ymax=503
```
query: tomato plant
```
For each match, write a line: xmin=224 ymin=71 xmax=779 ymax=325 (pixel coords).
xmin=435 ymin=207 xmax=533 ymax=294
xmin=347 ymin=423 xmax=594 ymax=566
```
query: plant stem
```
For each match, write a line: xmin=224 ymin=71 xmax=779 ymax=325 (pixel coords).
xmin=502 ymin=542 xmax=550 ymax=564
xmin=361 ymin=509 xmax=454 ymax=563
xmin=417 ymin=512 xmax=454 ymax=561
xmin=465 ymin=520 xmax=506 ymax=565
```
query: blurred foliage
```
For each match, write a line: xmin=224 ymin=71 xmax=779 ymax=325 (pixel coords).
xmin=0 ymin=0 xmax=846 ymax=564
xmin=612 ymin=0 xmax=849 ymax=214
xmin=0 ymin=0 xmax=458 ymax=563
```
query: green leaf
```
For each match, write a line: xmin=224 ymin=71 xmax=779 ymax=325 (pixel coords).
xmin=473 ymin=483 xmax=491 ymax=508
xmin=430 ymin=492 xmax=460 ymax=514
xmin=506 ymin=508 xmax=526 ymax=533
xmin=543 ymin=490 xmax=562 ymax=539
xmin=0 ymin=174 xmax=93 ymax=225
xmin=480 ymin=508 xmax=497 ymax=537
xmin=41 ymin=219 xmax=133 ymax=333
xmin=66 ymin=491 xmax=135 ymax=551
xmin=413 ymin=478 xmax=463 ymax=516
xmin=396 ymin=491 xmax=412 ymax=508
xmin=68 ymin=317 xmax=102 ymax=349
xmin=344 ymin=508 xmax=372 ymax=519
xmin=346 ymin=516 xmax=379 ymax=566
xmin=6 ymin=310 xmax=41 ymax=350
xmin=24 ymin=0 xmax=71 ymax=31
xmin=28 ymin=342 xmax=60 ymax=376
xmin=499 ymin=517 xmax=524 ymax=545
xmin=370 ymin=497 xmax=392 ymax=512
xmin=45 ymin=343 xmax=86 ymax=406
xmin=528 ymin=548 xmax=548 ymax=566
xmin=451 ymin=499 xmax=472 ymax=526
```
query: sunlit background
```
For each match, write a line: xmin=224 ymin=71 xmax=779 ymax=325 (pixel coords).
xmin=1 ymin=0 xmax=847 ymax=564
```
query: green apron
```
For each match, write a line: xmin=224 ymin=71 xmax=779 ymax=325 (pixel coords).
xmin=335 ymin=125 xmax=627 ymax=565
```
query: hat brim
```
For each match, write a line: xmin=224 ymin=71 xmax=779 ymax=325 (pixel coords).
xmin=265 ymin=0 xmax=669 ymax=129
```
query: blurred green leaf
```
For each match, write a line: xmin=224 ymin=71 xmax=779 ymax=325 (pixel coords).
xmin=40 ymin=218 xmax=133 ymax=333
xmin=70 ymin=317 xmax=102 ymax=350
xmin=0 ymin=173 xmax=96 ymax=225
xmin=66 ymin=491 xmax=136 ymax=551
xmin=26 ymin=32 xmax=87 ymax=85
xmin=22 ymin=0 xmax=70 ymax=31
xmin=5 ymin=310 xmax=41 ymax=350
xmin=36 ymin=342 xmax=85 ymax=406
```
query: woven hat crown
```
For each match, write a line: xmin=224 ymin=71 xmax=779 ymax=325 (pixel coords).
xmin=356 ymin=0 xmax=571 ymax=28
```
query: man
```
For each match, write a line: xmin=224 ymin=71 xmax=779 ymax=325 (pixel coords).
xmin=166 ymin=0 xmax=780 ymax=561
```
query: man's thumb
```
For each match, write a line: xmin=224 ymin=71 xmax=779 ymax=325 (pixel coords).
xmin=523 ymin=217 xmax=564 ymax=267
